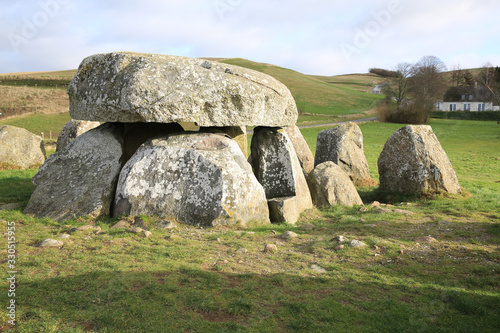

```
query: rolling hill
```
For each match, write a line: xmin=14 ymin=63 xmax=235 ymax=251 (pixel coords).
xmin=0 ymin=58 xmax=385 ymax=135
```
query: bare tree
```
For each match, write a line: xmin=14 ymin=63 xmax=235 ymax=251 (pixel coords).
xmin=377 ymin=56 xmax=447 ymax=124
xmin=478 ymin=62 xmax=496 ymax=87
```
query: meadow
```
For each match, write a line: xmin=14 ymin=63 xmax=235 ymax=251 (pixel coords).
xmin=1 ymin=116 xmax=499 ymax=332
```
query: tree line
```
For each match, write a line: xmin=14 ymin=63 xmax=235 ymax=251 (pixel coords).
xmin=372 ymin=56 xmax=500 ymax=124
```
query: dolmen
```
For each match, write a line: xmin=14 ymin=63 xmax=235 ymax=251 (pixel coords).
xmin=24 ymin=52 xmax=313 ymax=226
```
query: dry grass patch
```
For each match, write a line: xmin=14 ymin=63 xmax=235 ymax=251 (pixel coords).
xmin=0 ymin=86 xmax=68 ymax=119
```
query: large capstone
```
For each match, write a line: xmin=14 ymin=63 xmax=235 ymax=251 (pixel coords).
xmin=378 ymin=125 xmax=461 ymax=195
xmin=307 ymin=162 xmax=363 ymax=207
xmin=114 ymin=132 xmax=269 ymax=227
xmin=68 ymin=52 xmax=297 ymax=127
xmin=250 ymin=127 xmax=313 ymax=224
xmin=24 ymin=123 xmax=125 ymax=221
xmin=0 ymin=125 xmax=46 ymax=169
xmin=314 ymin=122 xmax=375 ymax=187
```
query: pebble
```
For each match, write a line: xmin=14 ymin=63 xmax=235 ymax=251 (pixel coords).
xmin=236 ymin=248 xmax=248 ymax=254
xmin=414 ymin=236 xmax=437 ymax=243
xmin=335 ymin=235 xmax=347 ymax=243
xmin=37 ymin=239 xmax=63 ymax=248
xmin=264 ymin=244 xmax=278 ymax=253
xmin=282 ymin=231 xmax=298 ymax=240
xmin=334 ymin=244 xmax=345 ymax=251
xmin=111 ymin=220 xmax=131 ymax=229
xmin=141 ymin=230 xmax=153 ymax=238
xmin=310 ymin=264 xmax=327 ymax=274
xmin=58 ymin=234 xmax=71 ymax=239
xmin=348 ymin=240 xmax=367 ymax=248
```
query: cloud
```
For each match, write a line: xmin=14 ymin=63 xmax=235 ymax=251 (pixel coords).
xmin=0 ymin=0 xmax=499 ymax=75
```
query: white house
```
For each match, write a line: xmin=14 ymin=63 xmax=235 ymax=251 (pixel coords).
xmin=437 ymin=86 xmax=499 ymax=111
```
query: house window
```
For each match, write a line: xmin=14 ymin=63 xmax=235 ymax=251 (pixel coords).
xmin=469 ymin=94 xmax=473 ymax=100
xmin=464 ymin=104 xmax=470 ymax=111
xmin=478 ymin=103 xmax=485 ymax=111
xmin=449 ymin=104 xmax=457 ymax=111
xmin=461 ymin=95 xmax=466 ymax=100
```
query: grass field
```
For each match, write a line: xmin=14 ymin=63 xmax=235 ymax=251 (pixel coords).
xmin=1 ymin=118 xmax=499 ymax=332
xmin=221 ymin=59 xmax=384 ymax=118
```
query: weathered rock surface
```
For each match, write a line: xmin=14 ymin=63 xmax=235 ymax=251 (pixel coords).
xmin=24 ymin=123 xmax=124 ymax=221
xmin=68 ymin=52 xmax=297 ymax=127
xmin=0 ymin=125 xmax=46 ymax=169
xmin=250 ymin=127 xmax=313 ymax=224
xmin=114 ymin=132 xmax=269 ymax=227
xmin=307 ymin=162 xmax=363 ymax=207
xmin=56 ymin=119 xmax=100 ymax=152
xmin=284 ymin=125 xmax=314 ymax=173
xmin=200 ymin=126 xmax=248 ymax=158
xmin=378 ymin=125 xmax=461 ymax=195
xmin=314 ymin=122 xmax=374 ymax=187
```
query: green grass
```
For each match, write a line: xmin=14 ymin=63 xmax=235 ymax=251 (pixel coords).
xmin=0 ymin=112 xmax=71 ymax=139
xmin=1 ymin=119 xmax=499 ymax=332
xmin=0 ymin=60 xmax=499 ymax=332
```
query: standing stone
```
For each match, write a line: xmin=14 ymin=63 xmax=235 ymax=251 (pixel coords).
xmin=56 ymin=119 xmax=100 ymax=152
xmin=199 ymin=126 xmax=248 ymax=158
xmin=314 ymin=122 xmax=375 ymax=187
xmin=0 ymin=125 xmax=46 ymax=169
xmin=68 ymin=52 xmax=297 ymax=127
xmin=307 ymin=162 xmax=363 ymax=208
xmin=378 ymin=125 xmax=461 ymax=195
xmin=250 ymin=127 xmax=313 ymax=224
xmin=114 ymin=132 xmax=269 ymax=227
xmin=24 ymin=123 xmax=125 ymax=222
xmin=284 ymin=125 xmax=314 ymax=174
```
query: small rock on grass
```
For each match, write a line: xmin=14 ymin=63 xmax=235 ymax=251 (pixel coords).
xmin=38 ymin=239 xmax=63 ymax=248
xmin=264 ymin=244 xmax=278 ymax=253
xmin=58 ymin=234 xmax=71 ymax=239
xmin=111 ymin=220 xmax=131 ymax=229
xmin=236 ymin=248 xmax=248 ymax=254
xmin=141 ymin=230 xmax=153 ymax=238
xmin=348 ymin=240 xmax=367 ymax=248
xmin=414 ymin=236 xmax=437 ymax=243
xmin=310 ymin=264 xmax=327 ymax=274
xmin=334 ymin=235 xmax=347 ymax=243
xmin=282 ymin=231 xmax=298 ymax=240
xmin=133 ymin=217 xmax=149 ymax=230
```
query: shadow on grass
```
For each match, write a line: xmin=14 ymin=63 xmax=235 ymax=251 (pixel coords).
xmin=13 ymin=267 xmax=500 ymax=333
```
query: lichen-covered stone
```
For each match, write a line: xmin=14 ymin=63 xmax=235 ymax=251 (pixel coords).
xmin=0 ymin=125 xmax=46 ymax=169
xmin=378 ymin=125 xmax=461 ymax=195
xmin=24 ymin=123 xmax=124 ymax=221
xmin=307 ymin=161 xmax=363 ymax=207
xmin=284 ymin=125 xmax=314 ymax=174
xmin=315 ymin=122 xmax=375 ymax=187
xmin=199 ymin=126 xmax=248 ymax=157
xmin=68 ymin=52 xmax=297 ymax=127
xmin=56 ymin=119 xmax=100 ymax=152
xmin=250 ymin=127 xmax=312 ymax=224
xmin=114 ymin=132 xmax=269 ymax=227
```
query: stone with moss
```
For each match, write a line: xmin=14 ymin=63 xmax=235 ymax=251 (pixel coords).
xmin=68 ymin=52 xmax=297 ymax=127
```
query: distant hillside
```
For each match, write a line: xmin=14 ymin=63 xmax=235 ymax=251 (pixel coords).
xmin=0 ymin=59 xmax=385 ymax=126
xmin=218 ymin=58 xmax=384 ymax=117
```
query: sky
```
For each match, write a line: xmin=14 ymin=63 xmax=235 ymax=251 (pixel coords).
xmin=1 ymin=0 xmax=499 ymax=76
